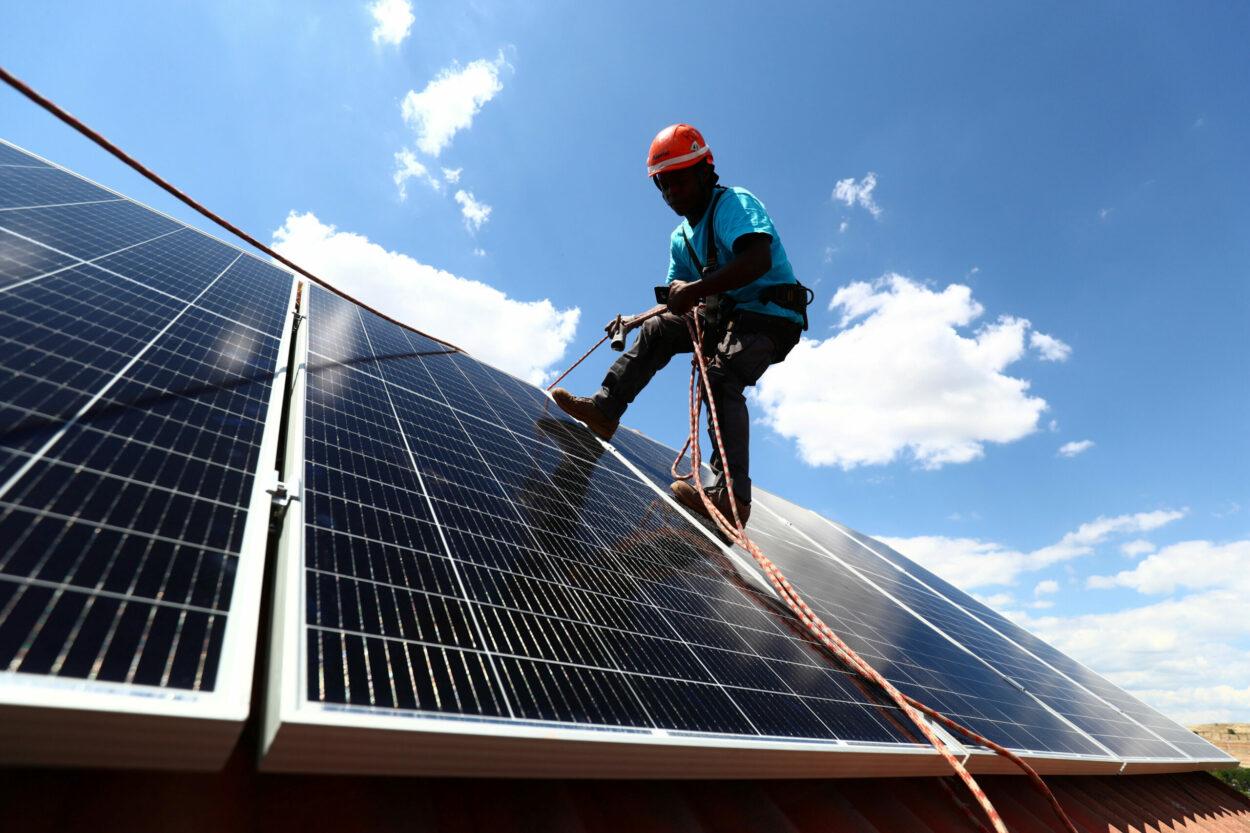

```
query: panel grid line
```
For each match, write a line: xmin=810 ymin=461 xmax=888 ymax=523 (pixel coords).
xmin=0 ymin=253 xmax=242 ymax=502
xmin=349 ymin=305 xmax=517 ymax=718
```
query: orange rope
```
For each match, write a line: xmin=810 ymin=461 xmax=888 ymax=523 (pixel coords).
xmin=3 ymin=62 xmax=1083 ymax=831
xmin=0 ymin=64 xmax=461 ymax=352
xmin=671 ymin=310 xmax=1079 ymax=833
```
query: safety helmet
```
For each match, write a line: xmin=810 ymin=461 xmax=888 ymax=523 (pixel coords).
xmin=646 ymin=123 xmax=713 ymax=177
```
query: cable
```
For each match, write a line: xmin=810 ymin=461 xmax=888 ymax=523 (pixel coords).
xmin=0 ymin=64 xmax=461 ymax=352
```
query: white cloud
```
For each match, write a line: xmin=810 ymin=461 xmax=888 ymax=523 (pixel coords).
xmin=832 ymin=172 xmax=882 ymax=218
xmin=878 ymin=507 xmax=1187 ymax=589
xmin=1017 ymin=558 xmax=1250 ymax=723
xmin=472 ymin=247 xmax=486 ymax=257
xmin=401 ymin=53 xmax=507 ymax=157
xmin=1029 ymin=330 xmax=1072 ymax=362
xmin=442 ymin=167 xmax=462 ymax=184
xmin=1086 ymin=540 xmax=1250 ymax=595
xmin=1058 ymin=439 xmax=1094 ymax=458
xmin=1120 ymin=539 xmax=1155 ymax=558
xmin=368 ymin=0 xmax=414 ymax=46
xmin=1098 ymin=207 xmax=1112 ymax=221
xmin=1048 ymin=419 xmax=1059 ymax=432
xmin=392 ymin=148 xmax=441 ymax=199
xmin=974 ymin=592 xmax=1015 ymax=611
xmin=887 ymin=525 xmax=1249 ymax=722
xmin=754 ymin=274 xmax=1053 ymax=469
xmin=454 ymin=190 xmax=492 ymax=230
xmin=838 ymin=220 xmax=849 ymax=234
xmin=272 ymin=211 xmax=578 ymax=384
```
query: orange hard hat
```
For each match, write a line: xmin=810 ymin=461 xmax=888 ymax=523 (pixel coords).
xmin=646 ymin=123 xmax=713 ymax=177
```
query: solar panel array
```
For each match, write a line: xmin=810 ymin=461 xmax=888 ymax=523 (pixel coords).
xmin=0 ymin=140 xmax=1230 ymax=774
xmin=0 ymin=141 xmax=294 ymax=767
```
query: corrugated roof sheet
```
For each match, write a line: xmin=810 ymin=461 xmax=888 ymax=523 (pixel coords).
xmin=5 ymin=744 xmax=1248 ymax=833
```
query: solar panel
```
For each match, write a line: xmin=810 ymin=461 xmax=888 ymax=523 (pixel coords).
xmin=748 ymin=494 xmax=1234 ymax=763
xmin=4 ymin=139 xmax=1227 ymax=778
xmin=0 ymin=141 xmax=296 ymax=769
xmin=619 ymin=427 xmax=1232 ymax=769
xmin=263 ymin=285 xmax=950 ymax=777
xmin=261 ymin=284 xmax=1231 ymax=777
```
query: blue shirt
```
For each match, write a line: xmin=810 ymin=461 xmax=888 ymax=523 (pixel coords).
xmin=666 ymin=186 xmax=803 ymax=325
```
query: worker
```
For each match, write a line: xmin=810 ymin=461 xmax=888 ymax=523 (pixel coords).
xmin=551 ymin=123 xmax=809 ymax=529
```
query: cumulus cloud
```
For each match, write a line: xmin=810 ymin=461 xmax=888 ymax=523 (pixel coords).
xmin=1058 ymin=439 xmax=1094 ymax=458
xmin=1016 ymin=553 xmax=1250 ymax=723
xmin=1086 ymin=540 xmax=1250 ymax=594
xmin=1120 ymin=539 xmax=1156 ymax=557
xmin=754 ymin=274 xmax=1056 ymax=469
xmin=369 ymin=0 xmax=414 ymax=46
xmin=442 ymin=167 xmax=462 ymax=184
xmin=885 ymin=519 xmax=1248 ymax=721
xmin=393 ymin=148 xmax=441 ymax=199
xmin=832 ymin=172 xmax=882 ymax=218
xmin=878 ymin=508 xmax=1187 ymax=589
xmin=454 ymin=190 xmax=492 ymax=231
xmin=1030 ymin=330 xmax=1072 ymax=362
xmin=272 ymin=211 xmax=578 ymax=384
xmin=401 ymin=53 xmax=507 ymax=157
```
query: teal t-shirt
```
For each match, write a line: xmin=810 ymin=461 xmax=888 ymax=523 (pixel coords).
xmin=666 ymin=186 xmax=803 ymax=325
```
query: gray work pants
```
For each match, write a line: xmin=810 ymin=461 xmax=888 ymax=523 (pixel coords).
xmin=592 ymin=312 xmax=778 ymax=504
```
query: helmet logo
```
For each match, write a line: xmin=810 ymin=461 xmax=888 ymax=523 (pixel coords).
xmin=691 ymin=142 xmax=700 ymax=151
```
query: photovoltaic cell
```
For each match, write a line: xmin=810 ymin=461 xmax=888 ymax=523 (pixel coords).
xmin=0 ymin=143 xmax=49 ymax=167
xmin=0 ymin=142 xmax=292 ymax=706
xmin=0 ymin=165 xmax=116 ymax=210
xmin=296 ymin=284 xmax=921 ymax=746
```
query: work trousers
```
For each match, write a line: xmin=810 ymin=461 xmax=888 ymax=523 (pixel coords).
xmin=592 ymin=312 xmax=778 ymax=504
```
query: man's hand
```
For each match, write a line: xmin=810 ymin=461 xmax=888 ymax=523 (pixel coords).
xmin=666 ymin=280 xmax=702 ymax=315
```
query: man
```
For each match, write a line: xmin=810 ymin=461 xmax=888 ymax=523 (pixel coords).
xmin=551 ymin=123 xmax=806 ymax=529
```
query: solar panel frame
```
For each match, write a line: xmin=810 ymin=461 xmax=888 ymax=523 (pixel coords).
xmin=0 ymin=140 xmax=298 ymax=769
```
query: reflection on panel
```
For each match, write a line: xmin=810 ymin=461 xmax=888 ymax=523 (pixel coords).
xmin=0 ymin=141 xmax=294 ymax=769
xmin=295 ymin=285 xmax=917 ymax=744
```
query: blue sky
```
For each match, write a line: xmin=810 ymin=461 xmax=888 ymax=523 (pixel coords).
xmin=3 ymin=1 xmax=1247 ymax=725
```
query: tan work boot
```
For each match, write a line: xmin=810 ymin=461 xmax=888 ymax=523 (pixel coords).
xmin=670 ymin=480 xmax=751 ymax=528
xmin=550 ymin=388 xmax=619 ymax=441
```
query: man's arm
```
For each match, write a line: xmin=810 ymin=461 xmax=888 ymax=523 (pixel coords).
xmin=667 ymin=233 xmax=772 ymax=315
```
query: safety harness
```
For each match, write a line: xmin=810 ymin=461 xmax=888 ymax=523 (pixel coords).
xmin=679 ymin=186 xmax=815 ymax=342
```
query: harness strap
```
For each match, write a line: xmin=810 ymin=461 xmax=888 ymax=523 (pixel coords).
xmin=680 ymin=186 xmax=726 ymax=276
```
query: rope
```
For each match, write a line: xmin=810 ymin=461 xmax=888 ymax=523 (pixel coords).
xmin=670 ymin=310 xmax=1080 ymax=833
xmin=4 ymin=62 xmax=1082 ymax=831
xmin=0 ymin=64 xmax=461 ymax=352
xmin=545 ymin=333 xmax=611 ymax=392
